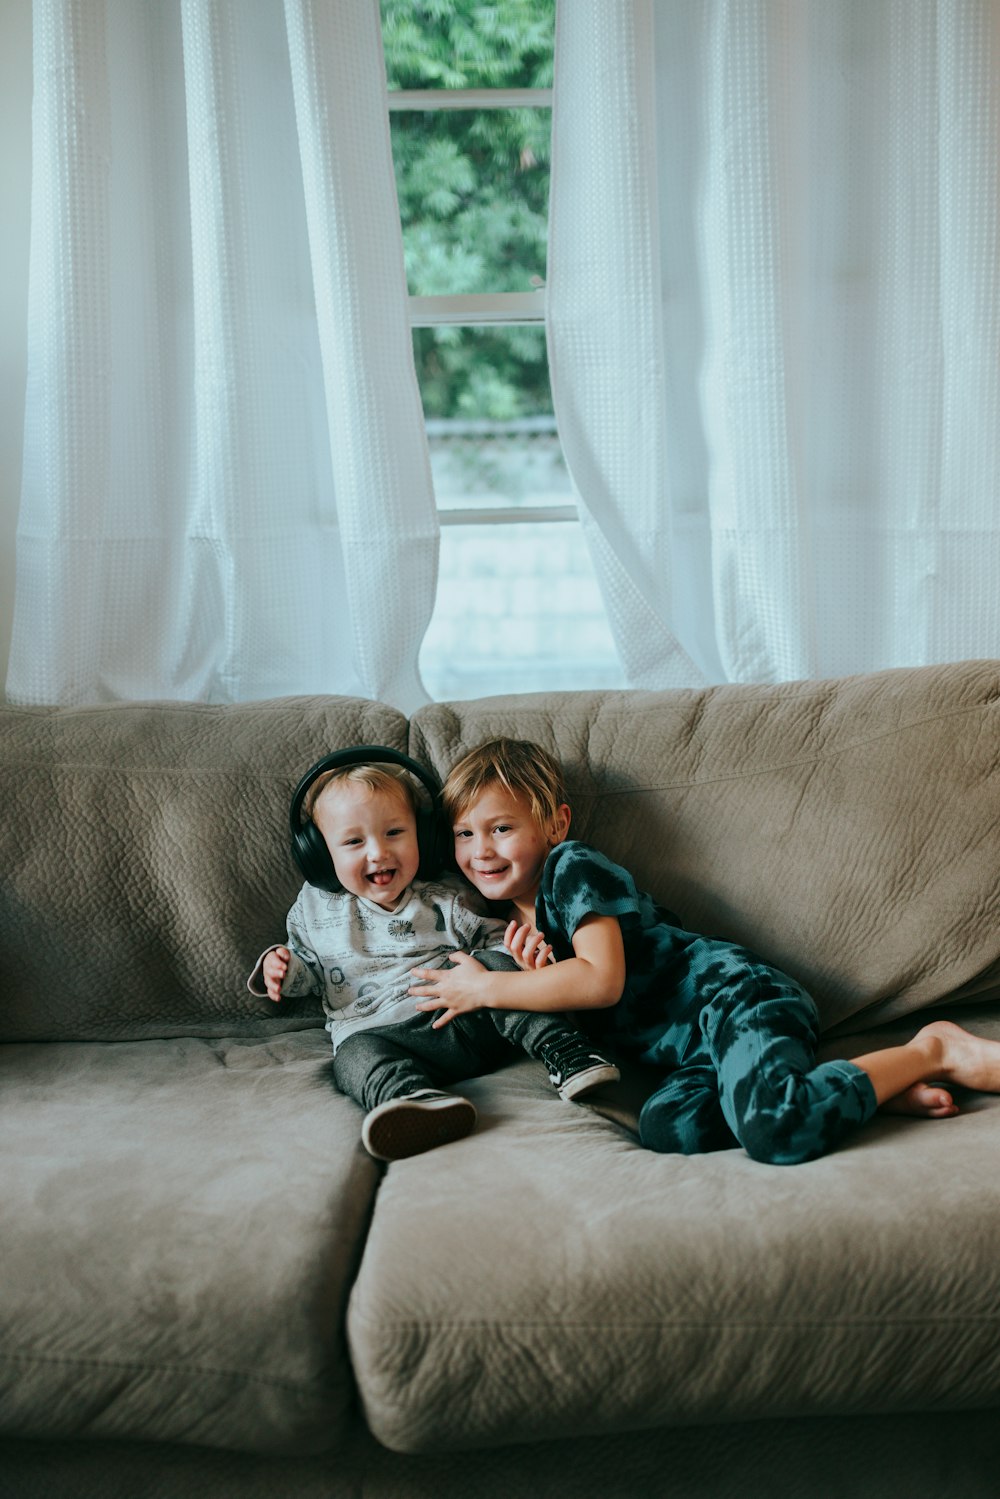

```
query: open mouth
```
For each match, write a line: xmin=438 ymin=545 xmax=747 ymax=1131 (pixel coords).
xmin=367 ymin=869 xmax=396 ymax=887
xmin=474 ymin=865 xmax=509 ymax=879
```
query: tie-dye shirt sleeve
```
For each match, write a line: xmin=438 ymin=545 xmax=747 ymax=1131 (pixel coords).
xmin=536 ymin=841 xmax=647 ymax=952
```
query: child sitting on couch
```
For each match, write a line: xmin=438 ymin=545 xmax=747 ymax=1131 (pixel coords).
xmin=248 ymin=747 xmax=618 ymax=1162
xmin=408 ymin=736 xmax=1000 ymax=1165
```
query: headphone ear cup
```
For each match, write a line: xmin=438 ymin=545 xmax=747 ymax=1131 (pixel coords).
xmin=291 ymin=819 xmax=341 ymax=892
xmin=416 ymin=807 xmax=448 ymax=880
xmin=434 ymin=810 xmax=452 ymax=873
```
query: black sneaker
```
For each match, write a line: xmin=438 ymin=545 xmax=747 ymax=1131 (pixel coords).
xmin=361 ymin=1090 xmax=477 ymax=1161
xmin=536 ymin=1036 xmax=621 ymax=1101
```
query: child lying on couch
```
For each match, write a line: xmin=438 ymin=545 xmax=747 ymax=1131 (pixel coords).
xmin=409 ymin=736 xmax=1000 ymax=1165
xmin=248 ymin=746 xmax=618 ymax=1162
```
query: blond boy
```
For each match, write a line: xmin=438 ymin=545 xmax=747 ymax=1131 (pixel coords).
xmin=409 ymin=738 xmax=1000 ymax=1164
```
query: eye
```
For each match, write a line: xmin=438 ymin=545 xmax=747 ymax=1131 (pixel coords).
xmin=387 ymin=826 xmax=407 ymax=837
xmin=454 ymin=828 xmax=471 ymax=839
xmin=493 ymin=823 xmax=512 ymax=835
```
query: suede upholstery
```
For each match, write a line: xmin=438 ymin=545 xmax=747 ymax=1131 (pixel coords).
xmin=1 ymin=1031 xmax=374 ymax=1454
xmin=349 ymin=1020 xmax=1000 ymax=1453
xmin=0 ymin=696 xmax=407 ymax=1041
xmin=2 ymin=664 xmax=1000 ymax=1498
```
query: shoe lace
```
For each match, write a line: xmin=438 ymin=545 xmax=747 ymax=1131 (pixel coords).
xmin=541 ymin=1035 xmax=592 ymax=1073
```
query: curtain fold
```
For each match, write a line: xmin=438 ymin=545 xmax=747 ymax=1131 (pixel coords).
xmin=284 ymin=0 xmax=438 ymax=710
xmin=548 ymin=0 xmax=1000 ymax=686
xmin=7 ymin=0 xmax=436 ymax=711
xmin=547 ymin=0 xmax=705 ymax=690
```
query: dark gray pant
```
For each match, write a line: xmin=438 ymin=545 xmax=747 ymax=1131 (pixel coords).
xmin=331 ymin=953 xmax=585 ymax=1112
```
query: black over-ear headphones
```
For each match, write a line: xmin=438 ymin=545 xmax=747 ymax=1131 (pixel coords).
xmin=288 ymin=745 xmax=449 ymax=892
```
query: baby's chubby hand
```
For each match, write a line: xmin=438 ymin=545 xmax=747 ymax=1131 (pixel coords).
xmin=262 ymin=946 xmax=290 ymax=1003
xmin=504 ymin=919 xmax=554 ymax=971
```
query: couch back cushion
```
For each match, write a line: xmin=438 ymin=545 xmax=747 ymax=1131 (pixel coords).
xmin=0 ymin=696 xmax=408 ymax=1041
xmin=410 ymin=661 xmax=1000 ymax=1032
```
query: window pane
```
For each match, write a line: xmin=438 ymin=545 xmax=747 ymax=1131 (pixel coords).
xmin=414 ymin=322 xmax=549 ymax=425
xmin=428 ymin=415 xmax=571 ymax=513
xmin=420 ymin=326 xmax=564 ymax=510
xmin=380 ymin=3 xmax=622 ymax=699
xmin=419 ymin=521 xmax=626 ymax=700
xmin=390 ymin=108 xmax=549 ymax=297
xmin=381 ymin=1 xmax=554 ymax=93
xmin=417 ymin=336 xmax=625 ymax=699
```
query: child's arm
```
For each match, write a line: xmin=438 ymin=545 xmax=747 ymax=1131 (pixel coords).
xmin=410 ymin=913 xmax=625 ymax=1029
xmin=247 ymin=896 xmax=323 ymax=1003
xmin=248 ymin=939 xmax=320 ymax=1002
xmin=261 ymin=947 xmax=290 ymax=1003
xmin=248 ymin=941 xmax=316 ymax=1002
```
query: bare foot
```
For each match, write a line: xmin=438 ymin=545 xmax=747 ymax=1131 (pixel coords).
xmin=881 ymin=1081 xmax=958 ymax=1118
xmin=914 ymin=1019 xmax=1000 ymax=1094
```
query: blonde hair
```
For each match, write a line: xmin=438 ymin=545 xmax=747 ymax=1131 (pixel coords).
xmin=308 ymin=763 xmax=418 ymax=822
xmin=442 ymin=738 xmax=567 ymax=829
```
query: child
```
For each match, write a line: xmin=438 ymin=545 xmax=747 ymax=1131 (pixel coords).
xmin=248 ymin=749 xmax=618 ymax=1162
xmin=409 ymin=736 xmax=1000 ymax=1165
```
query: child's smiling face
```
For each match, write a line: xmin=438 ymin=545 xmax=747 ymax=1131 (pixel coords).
xmin=452 ymin=787 xmax=570 ymax=918
xmin=313 ymin=781 xmax=420 ymax=909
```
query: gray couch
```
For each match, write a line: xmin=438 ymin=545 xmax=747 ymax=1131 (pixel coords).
xmin=3 ymin=662 xmax=1000 ymax=1499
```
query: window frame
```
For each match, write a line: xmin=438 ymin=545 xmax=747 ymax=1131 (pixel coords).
xmin=386 ymin=81 xmax=575 ymax=527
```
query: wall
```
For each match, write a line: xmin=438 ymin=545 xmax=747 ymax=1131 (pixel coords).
xmin=0 ymin=0 xmax=32 ymax=699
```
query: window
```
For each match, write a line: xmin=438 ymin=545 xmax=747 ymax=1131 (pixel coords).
xmin=380 ymin=1 xmax=625 ymax=699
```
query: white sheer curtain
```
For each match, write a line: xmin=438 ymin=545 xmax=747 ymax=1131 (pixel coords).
xmin=548 ymin=0 xmax=1000 ymax=687
xmin=7 ymin=0 xmax=437 ymax=711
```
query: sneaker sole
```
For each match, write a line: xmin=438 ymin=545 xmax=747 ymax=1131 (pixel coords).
xmin=363 ymin=1097 xmax=477 ymax=1161
xmin=558 ymin=1063 xmax=621 ymax=1102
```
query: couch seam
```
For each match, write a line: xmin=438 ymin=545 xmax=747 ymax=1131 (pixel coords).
xmin=347 ymin=1313 xmax=1000 ymax=1330
xmin=0 ymin=766 xmax=349 ymax=778
xmin=0 ymin=1350 xmax=342 ymax=1394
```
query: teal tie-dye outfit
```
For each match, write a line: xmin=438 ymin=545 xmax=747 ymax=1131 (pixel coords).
xmin=536 ymin=842 xmax=877 ymax=1165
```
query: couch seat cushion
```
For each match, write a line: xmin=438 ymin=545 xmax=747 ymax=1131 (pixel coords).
xmin=348 ymin=1010 xmax=1000 ymax=1453
xmin=0 ymin=1029 xmax=376 ymax=1454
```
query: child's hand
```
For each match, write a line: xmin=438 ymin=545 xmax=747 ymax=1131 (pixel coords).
xmin=410 ymin=952 xmax=494 ymax=1028
xmin=504 ymin=919 xmax=554 ymax=971
xmin=262 ymin=946 xmax=290 ymax=1003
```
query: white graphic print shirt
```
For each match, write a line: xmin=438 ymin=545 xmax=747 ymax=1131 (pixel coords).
xmin=248 ymin=876 xmax=509 ymax=1051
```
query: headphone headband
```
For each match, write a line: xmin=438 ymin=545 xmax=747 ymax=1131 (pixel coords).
xmin=288 ymin=745 xmax=446 ymax=891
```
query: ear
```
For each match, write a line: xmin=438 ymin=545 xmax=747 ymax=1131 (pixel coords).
xmin=547 ymin=803 xmax=571 ymax=847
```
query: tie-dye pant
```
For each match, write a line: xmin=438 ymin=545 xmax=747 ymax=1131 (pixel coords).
xmin=635 ymin=938 xmax=877 ymax=1165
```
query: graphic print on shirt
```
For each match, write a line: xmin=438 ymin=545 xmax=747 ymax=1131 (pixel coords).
xmin=355 ymin=981 xmax=379 ymax=1013
xmin=353 ymin=902 xmax=375 ymax=933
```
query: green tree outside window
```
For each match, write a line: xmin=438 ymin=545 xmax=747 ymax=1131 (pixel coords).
xmin=381 ymin=0 xmax=556 ymax=421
